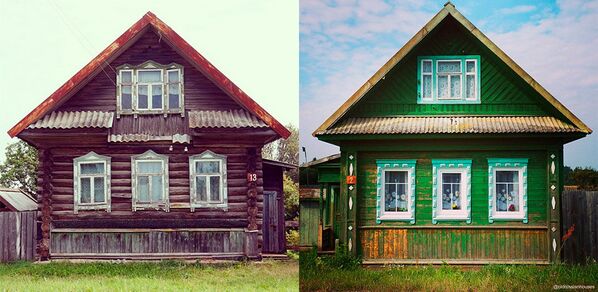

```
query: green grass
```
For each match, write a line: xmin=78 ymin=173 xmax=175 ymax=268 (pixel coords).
xmin=0 ymin=260 xmax=298 ymax=291
xmin=300 ymin=251 xmax=598 ymax=291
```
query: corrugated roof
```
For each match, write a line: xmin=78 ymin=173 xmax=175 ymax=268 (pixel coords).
xmin=319 ymin=116 xmax=581 ymax=135
xmin=188 ymin=109 xmax=268 ymax=128
xmin=28 ymin=111 xmax=113 ymax=129
xmin=0 ymin=188 xmax=37 ymax=212
xmin=109 ymin=133 xmax=191 ymax=144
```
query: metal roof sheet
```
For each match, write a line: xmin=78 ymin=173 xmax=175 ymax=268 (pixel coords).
xmin=319 ymin=116 xmax=581 ymax=135
xmin=28 ymin=111 xmax=113 ymax=129
xmin=108 ymin=133 xmax=191 ymax=144
xmin=0 ymin=188 xmax=37 ymax=212
xmin=188 ymin=109 xmax=268 ymax=128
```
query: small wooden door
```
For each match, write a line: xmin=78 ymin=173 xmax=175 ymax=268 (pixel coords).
xmin=263 ymin=191 xmax=282 ymax=253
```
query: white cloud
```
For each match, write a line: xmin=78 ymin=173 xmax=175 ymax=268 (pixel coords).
xmin=498 ymin=5 xmax=536 ymax=15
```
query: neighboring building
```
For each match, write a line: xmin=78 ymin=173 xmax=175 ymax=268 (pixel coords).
xmin=312 ymin=3 xmax=592 ymax=264
xmin=7 ymin=12 xmax=291 ymax=260
xmin=0 ymin=188 xmax=37 ymax=262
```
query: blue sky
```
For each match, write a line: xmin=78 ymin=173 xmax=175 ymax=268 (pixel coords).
xmin=300 ymin=0 xmax=598 ymax=168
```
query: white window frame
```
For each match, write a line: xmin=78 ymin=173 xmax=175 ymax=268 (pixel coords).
xmin=436 ymin=59 xmax=462 ymax=100
xmin=189 ymin=150 xmax=228 ymax=211
xmin=136 ymin=69 xmax=164 ymax=111
xmin=487 ymin=159 xmax=528 ymax=223
xmin=73 ymin=152 xmax=111 ymax=214
xmin=420 ymin=59 xmax=433 ymax=101
xmin=432 ymin=159 xmax=472 ymax=224
xmin=131 ymin=150 xmax=169 ymax=212
xmin=465 ymin=59 xmax=477 ymax=101
xmin=436 ymin=168 xmax=469 ymax=219
xmin=115 ymin=61 xmax=185 ymax=116
xmin=379 ymin=167 xmax=414 ymax=221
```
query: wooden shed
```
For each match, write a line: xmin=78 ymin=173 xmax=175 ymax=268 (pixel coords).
xmin=312 ymin=3 xmax=592 ymax=264
xmin=0 ymin=188 xmax=37 ymax=262
xmin=7 ymin=12 xmax=290 ymax=261
xmin=262 ymin=159 xmax=296 ymax=254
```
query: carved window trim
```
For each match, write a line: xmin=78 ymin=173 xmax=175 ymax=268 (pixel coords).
xmin=116 ymin=60 xmax=184 ymax=117
xmin=131 ymin=150 xmax=169 ymax=212
xmin=73 ymin=152 xmax=111 ymax=214
xmin=189 ymin=150 xmax=228 ymax=211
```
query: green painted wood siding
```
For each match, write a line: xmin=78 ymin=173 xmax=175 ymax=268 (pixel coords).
xmin=356 ymin=150 xmax=548 ymax=227
xmin=345 ymin=16 xmax=565 ymax=120
xmin=300 ymin=200 xmax=320 ymax=246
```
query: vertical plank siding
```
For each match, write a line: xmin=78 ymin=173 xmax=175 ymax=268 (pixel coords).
xmin=360 ymin=228 xmax=548 ymax=262
xmin=299 ymin=200 xmax=320 ymax=247
xmin=50 ymin=229 xmax=245 ymax=259
xmin=562 ymin=190 xmax=598 ymax=264
xmin=0 ymin=211 xmax=37 ymax=262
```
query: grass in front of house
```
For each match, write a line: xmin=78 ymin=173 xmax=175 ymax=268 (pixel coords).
xmin=0 ymin=260 xmax=298 ymax=292
xmin=299 ymin=250 xmax=598 ymax=291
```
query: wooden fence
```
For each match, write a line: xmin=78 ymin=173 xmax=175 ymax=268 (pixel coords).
xmin=562 ymin=190 xmax=598 ymax=264
xmin=0 ymin=211 xmax=37 ymax=262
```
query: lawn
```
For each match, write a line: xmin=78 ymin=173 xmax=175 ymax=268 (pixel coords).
xmin=300 ymin=251 xmax=598 ymax=291
xmin=0 ymin=260 xmax=298 ymax=291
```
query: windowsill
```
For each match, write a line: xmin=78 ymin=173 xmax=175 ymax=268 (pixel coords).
xmin=191 ymin=203 xmax=228 ymax=210
xmin=491 ymin=213 xmax=526 ymax=221
xmin=117 ymin=110 xmax=184 ymax=116
xmin=74 ymin=204 xmax=110 ymax=213
xmin=434 ymin=215 xmax=469 ymax=221
xmin=133 ymin=202 xmax=169 ymax=212
xmin=378 ymin=214 xmax=413 ymax=221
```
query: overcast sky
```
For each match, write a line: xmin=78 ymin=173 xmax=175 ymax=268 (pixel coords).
xmin=300 ymin=0 xmax=598 ymax=168
xmin=0 ymin=0 xmax=298 ymax=159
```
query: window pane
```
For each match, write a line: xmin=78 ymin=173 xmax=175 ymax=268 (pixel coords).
xmin=138 ymin=70 xmax=162 ymax=82
xmin=196 ymin=176 xmax=207 ymax=202
xmin=168 ymin=70 xmax=180 ymax=82
xmin=422 ymin=60 xmax=432 ymax=73
xmin=81 ymin=163 xmax=104 ymax=175
xmin=80 ymin=177 xmax=91 ymax=203
xmin=169 ymin=84 xmax=180 ymax=108
xmin=384 ymin=183 xmax=396 ymax=212
xmin=197 ymin=161 xmax=220 ymax=174
xmin=466 ymin=61 xmax=476 ymax=73
xmin=121 ymin=71 xmax=132 ymax=83
xmin=122 ymin=85 xmax=132 ymax=110
xmin=466 ymin=75 xmax=475 ymax=99
xmin=152 ymin=85 xmax=162 ymax=109
xmin=441 ymin=173 xmax=461 ymax=210
xmin=497 ymin=171 xmax=518 ymax=183
xmin=151 ymin=176 xmax=162 ymax=202
xmin=138 ymin=85 xmax=148 ymax=109
xmin=138 ymin=161 xmax=162 ymax=174
xmin=94 ymin=177 xmax=105 ymax=203
xmin=422 ymin=75 xmax=432 ymax=98
xmin=437 ymin=61 xmax=461 ymax=73
xmin=396 ymin=183 xmax=407 ymax=212
xmin=385 ymin=171 xmax=407 ymax=183
xmin=450 ymin=75 xmax=461 ymax=98
xmin=210 ymin=176 xmax=221 ymax=202
xmin=496 ymin=171 xmax=520 ymax=212
xmin=438 ymin=75 xmax=448 ymax=98
xmin=138 ymin=176 xmax=150 ymax=202
xmin=508 ymin=183 xmax=519 ymax=212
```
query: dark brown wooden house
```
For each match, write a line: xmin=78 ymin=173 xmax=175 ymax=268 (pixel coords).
xmin=7 ymin=12 xmax=291 ymax=260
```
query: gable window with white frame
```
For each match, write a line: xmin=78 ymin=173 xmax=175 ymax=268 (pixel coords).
xmin=189 ymin=150 xmax=228 ymax=211
xmin=432 ymin=159 xmax=472 ymax=224
xmin=488 ymin=158 xmax=528 ymax=223
xmin=417 ymin=56 xmax=480 ymax=104
xmin=376 ymin=160 xmax=416 ymax=224
xmin=116 ymin=61 xmax=184 ymax=116
xmin=131 ymin=150 xmax=169 ymax=211
xmin=73 ymin=152 xmax=111 ymax=214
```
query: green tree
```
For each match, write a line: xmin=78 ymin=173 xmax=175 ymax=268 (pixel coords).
xmin=0 ymin=140 xmax=38 ymax=197
xmin=565 ymin=166 xmax=598 ymax=191
xmin=263 ymin=123 xmax=299 ymax=181
xmin=283 ymin=173 xmax=299 ymax=220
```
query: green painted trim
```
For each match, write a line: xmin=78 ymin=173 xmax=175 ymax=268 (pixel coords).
xmin=417 ymin=55 xmax=481 ymax=104
xmin=376 ymin=159 xmax=417 ymax=224
xmin=432 ymin=159 xmax=472 ymax=224
xmin=487 ymin=158 xmax=529 ymax=224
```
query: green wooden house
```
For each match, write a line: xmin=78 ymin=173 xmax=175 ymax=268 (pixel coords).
xmin=312 ymin=3 xmax=592 ymax=264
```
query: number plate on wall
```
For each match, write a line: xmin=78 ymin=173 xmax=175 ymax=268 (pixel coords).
xmin=247 ymin=173 xmax=257 ymax=182
xmin=346 ymin=175 xmax=356 ymax=184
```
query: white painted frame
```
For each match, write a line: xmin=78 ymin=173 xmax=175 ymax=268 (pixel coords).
xmin=189 ymin=150 xmax=228 ymax=211
xmin=436 ymin=59 xmax=462 ymax=100
xmin=420 ymin=59 xmax=433 ymax=101
xmin=491 ymin=167 xmax=526 ymax=220
xmin=379 ymin=167 xmax=414 ymax=221
xmin=131 ymin=150 xmax=169 ymax=212
xmin=434 ymin=167 xmax=471 ymax=222
xmin=464 ymin=59 xmax=478 ymax=101
xmin=166 ymin=68 xmax=183 ymax=110
xmin=136 ymin=69 xmax=164 ymax=111
xmin=73 ymin=152 xmax=111 ymax=214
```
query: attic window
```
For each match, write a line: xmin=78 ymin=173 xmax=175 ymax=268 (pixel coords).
xmin=116 ymin=61 xmax=184 ymax=115
xmin=417 ymin=56 xmax=480 ymax=104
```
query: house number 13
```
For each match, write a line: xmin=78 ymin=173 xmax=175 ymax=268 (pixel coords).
xmin=247 ymin=173 xmax=257 ymax=182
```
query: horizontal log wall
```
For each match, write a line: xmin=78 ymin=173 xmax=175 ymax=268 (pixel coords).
xmin=51 ymin=228 xmax=245 ymax=259
xmin=0 ymin=211 xmax=37 ymax=262
xmin=360 ymin=227 xmax=549 ymax=263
